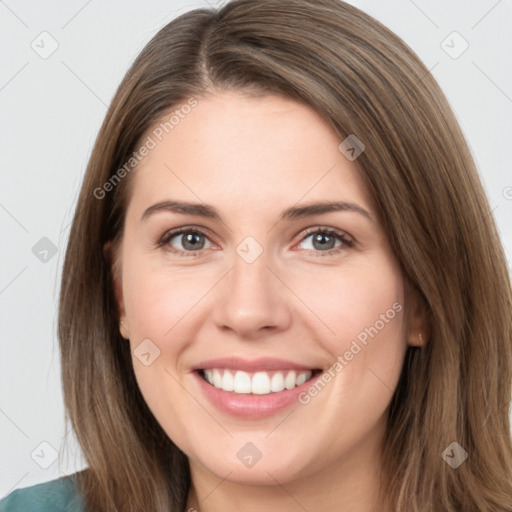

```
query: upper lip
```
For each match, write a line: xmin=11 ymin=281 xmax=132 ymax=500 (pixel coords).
xmin=192 ymin=357 xmax=318 ymax=372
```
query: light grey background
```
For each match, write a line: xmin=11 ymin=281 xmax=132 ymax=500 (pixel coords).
xmin=1 ymin=0 xmax=511 ymax=497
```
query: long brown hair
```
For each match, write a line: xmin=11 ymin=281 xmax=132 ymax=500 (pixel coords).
xmin=58 ymin=0 xmax=512 ymax=510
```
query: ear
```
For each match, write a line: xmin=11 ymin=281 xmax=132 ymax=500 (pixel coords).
xmin=103 ymin=240 xmax=130 ymax=339
xmin=405 ymin=288 xmax=429 ymax=347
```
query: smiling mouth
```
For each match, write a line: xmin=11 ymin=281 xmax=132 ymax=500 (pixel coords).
xmin=198 ymin=368 xmax=322 ymax=395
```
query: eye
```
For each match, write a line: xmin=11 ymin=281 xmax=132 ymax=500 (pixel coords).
xmin=295 ymin=227 xmax=354 ymax=256
xmin=157 ymin=226 xmax=354 ymax=258
xmin=158 ymin=228 xmax=215 ymax=257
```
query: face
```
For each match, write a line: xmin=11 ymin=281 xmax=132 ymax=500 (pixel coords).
xmin=110 ymin=91 xmax=424 ymax=488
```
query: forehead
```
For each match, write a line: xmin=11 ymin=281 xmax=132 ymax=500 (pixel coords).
xmin=126 ymin=91 xmax=376 ymax=219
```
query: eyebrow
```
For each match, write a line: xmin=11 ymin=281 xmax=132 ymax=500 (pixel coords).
xmin=141 ymin=200 xmax=375 ymax=223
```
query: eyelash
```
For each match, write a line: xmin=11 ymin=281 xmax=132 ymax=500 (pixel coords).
xmin=156 ymin=226 xmax=354 ymax=258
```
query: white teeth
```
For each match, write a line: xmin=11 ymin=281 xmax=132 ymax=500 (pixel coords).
xmin=204 ymin=369 xmax=214 ymax=385
xmin=202 ymin=369 xmax=313 ymax=394
xmin=251 ymin=372 xmax=271 ymax=394
xmin=221 ymin=369 xmax=234 ymax=391
xmin=270 ymin=372 xmax=285 ymax=392
xmin=284 ymin=370 xmax=296 ymax=390
xmin=233 ymin=371 xmax=251 ymax=393
xmin=296 ymin=371 xmax=308 ymax=386
xmin=212 ymin=368 xmax=222 ymax=388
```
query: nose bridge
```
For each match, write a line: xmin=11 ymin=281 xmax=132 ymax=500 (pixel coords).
xmin=231 ymin=245 xmax=272 ymax=294
xmin=229 ymin=232 xmax=274 ymax=293
xmin=212 ymin=239 xmax=291 ymax=336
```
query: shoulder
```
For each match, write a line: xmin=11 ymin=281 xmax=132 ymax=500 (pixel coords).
xmin=0 ymin=472 xmax=86 ymax=512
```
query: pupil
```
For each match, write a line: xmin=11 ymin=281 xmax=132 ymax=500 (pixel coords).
xmin=313 ymin=233 xmax=334 ymax=250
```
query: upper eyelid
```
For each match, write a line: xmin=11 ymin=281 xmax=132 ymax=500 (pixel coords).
xmin=300 ymin=226 xmax=352 ymax=241
xmin=160 ymin=225 xmax=218 ymax=245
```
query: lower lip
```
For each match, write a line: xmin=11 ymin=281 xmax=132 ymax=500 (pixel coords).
xmin=192 ymin=370 xmax=319 ymax=419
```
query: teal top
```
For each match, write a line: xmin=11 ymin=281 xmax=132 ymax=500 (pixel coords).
xmin=0 ymin=473 xmax=86 ymax=512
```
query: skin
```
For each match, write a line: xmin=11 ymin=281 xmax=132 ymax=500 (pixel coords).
xmin=109 ymin=91 xmax=426 ymax=512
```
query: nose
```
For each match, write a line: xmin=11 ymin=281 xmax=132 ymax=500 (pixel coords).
xmin=212 ymin=250 xmax=292 ymax=339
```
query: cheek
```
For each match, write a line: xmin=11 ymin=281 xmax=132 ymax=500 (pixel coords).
xmin=122 ymin=255 xmax=207 ymax=344
xmin=291 ymin=259 xmax=407 ymax=405
xmin=121 ymin=259 xmax=208 ymax=445
xmin=287 ymin=264 xmax=407 ymax=457
xmin=293 ymin=259 xmax=405 ymax=345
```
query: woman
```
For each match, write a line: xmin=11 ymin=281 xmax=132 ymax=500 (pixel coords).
xmin=2 ymin=0 xmax=512 ymax=510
